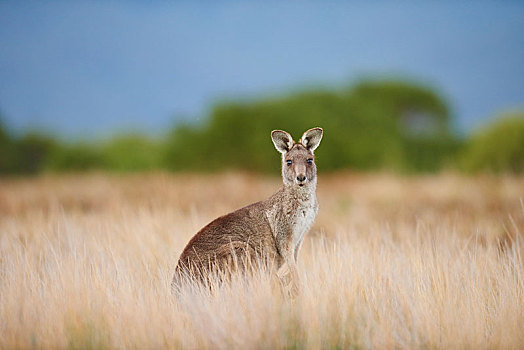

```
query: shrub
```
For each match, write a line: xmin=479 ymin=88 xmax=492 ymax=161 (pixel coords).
xmin=459 ymin=113 xmax=524 ymax=173
xmin=101 ymin=134 xmax=163 ymax=171
xmin=164 ymin=80 xmax=456 ymax=173
xmin=45 ymin=143 xmax=107 ymax=171
xmin=14 ymin=133 xmax=56 ymax=174
xmin=0 ymin=121 xmax=17 ymax=173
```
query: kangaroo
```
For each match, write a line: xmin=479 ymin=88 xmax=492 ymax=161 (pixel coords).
xmin=172 ymin=127 xmax=323 ymax=293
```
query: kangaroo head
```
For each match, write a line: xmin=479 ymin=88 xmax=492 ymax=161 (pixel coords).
xmin=271 ymin=127 xmax=323 ymax=188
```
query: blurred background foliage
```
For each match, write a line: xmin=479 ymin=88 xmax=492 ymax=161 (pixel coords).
xmin=459 ymin=114 xmax=524 ymax=174
xmin=1 ymin=79 xmax=522 ymax=175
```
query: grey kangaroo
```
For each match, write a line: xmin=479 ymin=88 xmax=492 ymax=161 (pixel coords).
xmin=173 ymin=127 xmax=323 ymax=293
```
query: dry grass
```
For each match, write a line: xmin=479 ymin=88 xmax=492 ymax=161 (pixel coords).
xmin=0 ymin=172 xmax=523 ymax=349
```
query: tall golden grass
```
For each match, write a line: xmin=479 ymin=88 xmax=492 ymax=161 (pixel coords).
xmin=1 ymin=172 xmax=523 ymax=349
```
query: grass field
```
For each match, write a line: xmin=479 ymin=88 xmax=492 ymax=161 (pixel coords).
xmin=1 ymin=172 xmax=523 ymax=349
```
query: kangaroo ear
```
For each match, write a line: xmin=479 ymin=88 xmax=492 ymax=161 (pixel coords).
xmin=301 ymin=127 xmax=323 ymax=152
xmin=271 ymin=130 xmax=294 ymax=154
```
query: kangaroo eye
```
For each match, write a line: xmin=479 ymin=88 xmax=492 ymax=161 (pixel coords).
xmin=307 ymin=158 xmax=313 ymax=164
xmin=286 ymin=160 xmax=292 ymax=166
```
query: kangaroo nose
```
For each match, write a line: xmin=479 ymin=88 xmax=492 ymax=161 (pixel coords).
xmin=296 ymin=175 xmax=306 ymax=182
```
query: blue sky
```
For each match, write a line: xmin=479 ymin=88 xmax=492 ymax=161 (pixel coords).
xmin=0 ymin=1 xmax=523 ymax=138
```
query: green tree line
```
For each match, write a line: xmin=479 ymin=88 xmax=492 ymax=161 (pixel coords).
xmin=1 ymin=80 xmax=523 ymax=175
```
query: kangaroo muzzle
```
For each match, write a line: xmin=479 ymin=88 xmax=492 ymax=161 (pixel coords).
xmin=295 ymin=164 xmax=307 ymax=185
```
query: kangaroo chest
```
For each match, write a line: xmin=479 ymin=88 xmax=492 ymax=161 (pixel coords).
xmin=265 ymin=189 xmax=318 ymax=257
xmin=290 ymin=204 xmax=317 ymax=248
